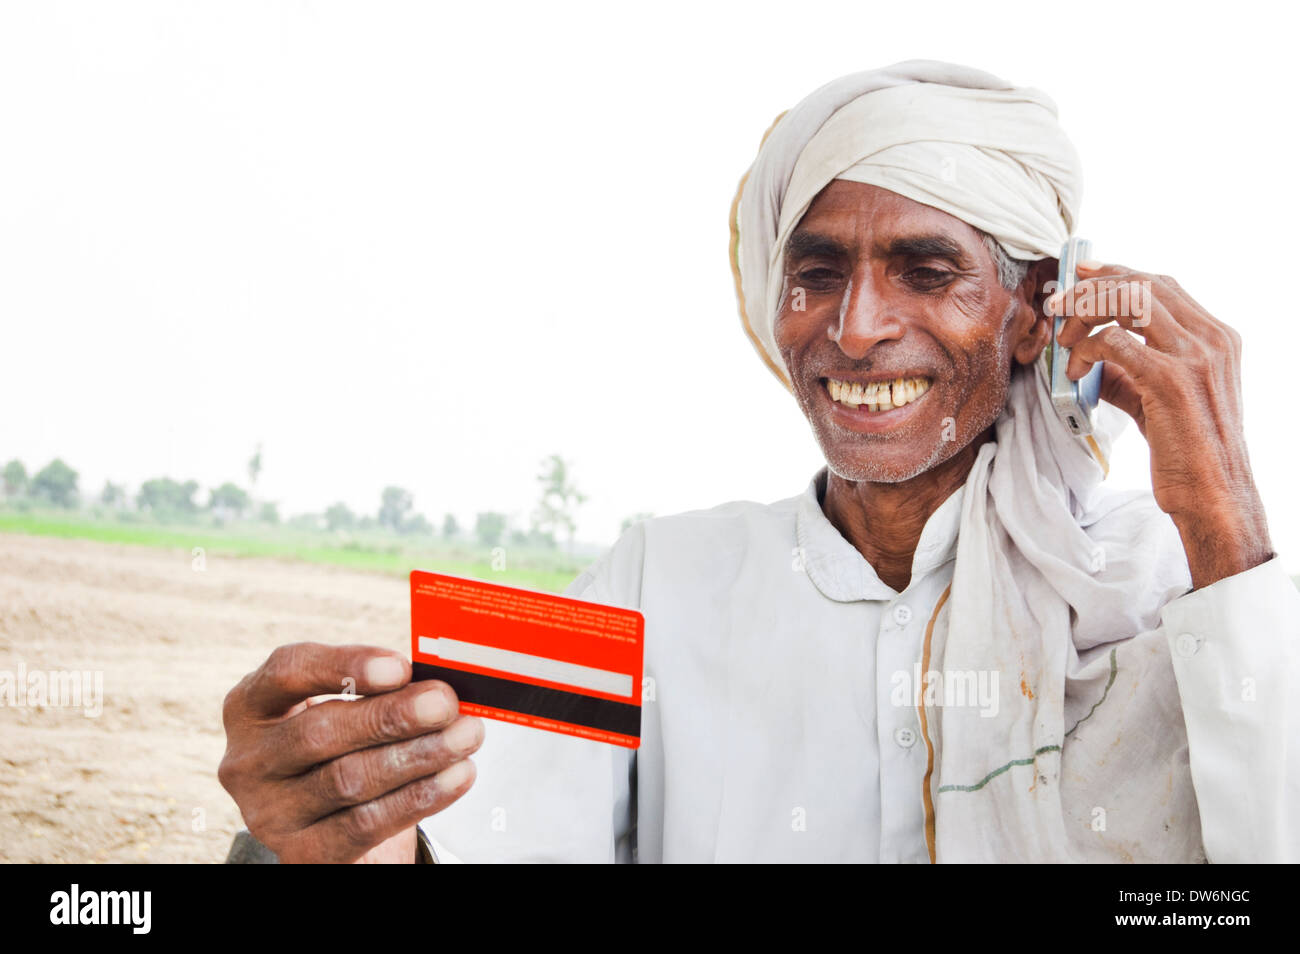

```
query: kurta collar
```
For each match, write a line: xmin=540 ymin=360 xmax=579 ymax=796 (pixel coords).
xmin=795 ymin=466 xmax=964 ymax=602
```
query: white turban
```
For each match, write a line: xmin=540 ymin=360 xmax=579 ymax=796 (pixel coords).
xmin=729 ymin=62 xmax=1207 ymax=863
xmin=730 ymin=59 xmax=1082 ymax=389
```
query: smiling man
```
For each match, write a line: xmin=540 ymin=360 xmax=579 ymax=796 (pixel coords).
xmin=775 ymin=182 xmax=1043 ymax=594
xmin=220 ymin=60 xmax=1299 ymax=864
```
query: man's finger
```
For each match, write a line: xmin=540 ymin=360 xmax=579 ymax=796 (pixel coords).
xmin=235 ymin=643 xmax=411 ymax=719
xmin=1051 ymin=274 xmax=1179 ymax=352
xmin=1065 ymin=325 xmax=1172 ymax=389
xmin=1098 ymin=360 xmax=1146 ymax=431
xmin=1073 ymin=260 xmax=1221 ymax=340
xmin=267 ymin=679 xmax=460 ymax=774
xmin=280 ymin=714 xmax=486 ymax=827
xmin=296 ymin=759 xmax=478 ymax=863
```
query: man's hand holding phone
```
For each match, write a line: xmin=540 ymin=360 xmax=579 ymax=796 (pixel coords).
xmin=1047 ymin=260 xmax=1275 ymax=590
xmin=218 ymin=643 xmax=484 ymax=863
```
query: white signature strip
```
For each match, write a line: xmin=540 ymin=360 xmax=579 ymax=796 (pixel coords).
xmin=417 ymin=636 xmax=633 ymax=698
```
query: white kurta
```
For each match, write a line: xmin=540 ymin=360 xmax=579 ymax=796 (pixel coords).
xmin=420 ymin=468 xmax=1300 ymax=863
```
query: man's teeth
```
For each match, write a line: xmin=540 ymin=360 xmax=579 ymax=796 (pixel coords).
xmin=826 ymin=376 xmax=931 ymax=411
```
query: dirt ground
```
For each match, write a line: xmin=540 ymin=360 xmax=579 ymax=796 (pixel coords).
xmin=0 ymin=532 xmax=411 ymax=863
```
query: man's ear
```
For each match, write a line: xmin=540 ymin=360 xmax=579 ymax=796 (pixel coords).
xmin=1011 ymin=257 xmax=1058 ymax=366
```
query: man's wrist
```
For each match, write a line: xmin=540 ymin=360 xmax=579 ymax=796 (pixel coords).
xmin=1172 ymin=508 xmax=1274 ymax=590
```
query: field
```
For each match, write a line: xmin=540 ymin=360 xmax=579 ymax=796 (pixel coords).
xmin=0 ymin=509 xmax=588 ymax=593
xmin=0 ymin=513 xmax=591 ymax=864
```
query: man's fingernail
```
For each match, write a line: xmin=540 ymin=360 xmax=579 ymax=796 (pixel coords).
xmin=435 ymin=759 xmax=475 ymax=791
xmin=365 ymin=656 xmax=405 ymax=689
xmin=414 ymin=687 xmax=452 ymax=725
xmin=1078 ymin=258 xmax=1103 ymax=270
xmin=442 ymin=717 xmax=484 ymax=755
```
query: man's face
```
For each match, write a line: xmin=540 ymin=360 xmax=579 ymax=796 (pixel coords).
xmin=774 ymin=180 xmax=1045 ymax=484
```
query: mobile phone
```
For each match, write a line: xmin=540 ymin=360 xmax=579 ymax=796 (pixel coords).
xmin=1041 ymin=237 xmax=1103 ymax=436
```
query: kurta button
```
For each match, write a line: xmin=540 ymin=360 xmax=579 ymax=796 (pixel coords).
xmin=893 ymin=604 xmax=913 ymax=625
xmin=894 ymin=727 xmax=917 ymax=748
xmin=1174 ymin=633 xmax=1202 ymax=657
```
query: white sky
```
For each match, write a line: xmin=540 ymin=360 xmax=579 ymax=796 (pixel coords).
xmin=2 ymin=0 xmax=1297 ymax=570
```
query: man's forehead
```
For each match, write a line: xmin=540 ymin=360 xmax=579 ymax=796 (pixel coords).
xmin=790 ymin=181 xmax=981 ymax=254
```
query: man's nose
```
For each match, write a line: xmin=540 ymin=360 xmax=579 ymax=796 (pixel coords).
xmin=829 ymin=267 xmax=904 ymax=359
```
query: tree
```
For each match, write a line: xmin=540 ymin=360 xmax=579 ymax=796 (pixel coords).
xmin=325 ymin=502 xmax=356 ymax=532
xmin=378 ymin=486 xmax=413 ymax=532
xmin=288 ymin=512 xmax=324 ymax=531
xmin=2 ymin=460 xmax=27 ymax=497
xmin=441 ymin=513 xmax=460 ymax=539
xmin=30 ymin=459 xmax=79 ymax=508
xmin=100 ymin=481 xmax=127 ymax=508
xmin=209 ymin=482 xmax=250 ymax=517
xmin=137 ymin=478 xmax=199 ymax=516
xmin=403 ymin=513 xmax=433 ymax=536
xmin=620 ymin=512 xmax=655 ymax=534
xmin=533 ymin=454 xmax=587 ymax=552
xmin=475 ymin=511 xmax=507 ymax=548
xmin=258 ymin=501 xmax=280 ymax=524
xmin=247 ymin=444 xmax=263 ymax=493
xmin=510 ymin=527 xmax=556 ymax=549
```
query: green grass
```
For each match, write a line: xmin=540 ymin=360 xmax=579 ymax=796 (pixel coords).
xmin=0 ymin=509 xmax=587 ymax=593
xmin=4 ymin=507 xmax=1295 ymax=595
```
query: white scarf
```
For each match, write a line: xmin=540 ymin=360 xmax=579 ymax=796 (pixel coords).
xmin=731 ymin=59 xmax=1204 ymax=861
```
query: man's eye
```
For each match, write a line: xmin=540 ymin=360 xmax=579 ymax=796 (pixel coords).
xmin=798 ymin=268 xmax=841 ymax=286
xmin=905 ymin=267 xmax=953 ymax=288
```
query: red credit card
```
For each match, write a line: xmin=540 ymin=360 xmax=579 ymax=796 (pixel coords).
xmin=409 ymin=571 xmax=644 ymax=748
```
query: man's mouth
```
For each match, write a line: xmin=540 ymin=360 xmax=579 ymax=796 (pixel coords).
xmin=822 ymin=376 xmax=932 ymax=412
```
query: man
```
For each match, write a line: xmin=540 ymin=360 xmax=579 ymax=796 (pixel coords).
xmin=219 ymin=60 xmax=1299 ymax=863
